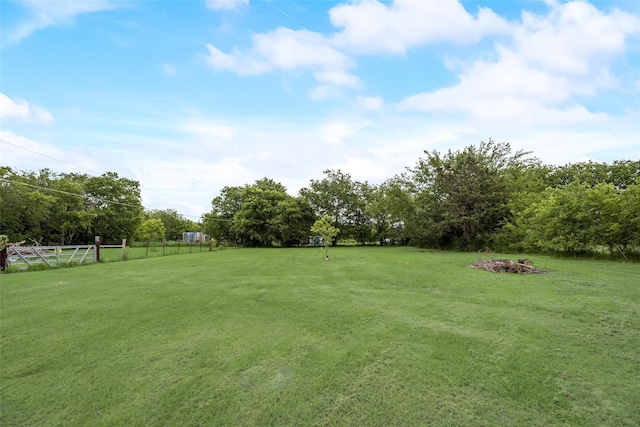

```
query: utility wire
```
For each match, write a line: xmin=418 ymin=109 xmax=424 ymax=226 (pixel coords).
xmin=0 ymin=141 xmax=235 ymax=220
xmin=0 ymin=139 xmax=155 ymax=192
xmin=1 ymin=140 xmax=99 ymax=174
xmin=0 ymin=178 xmax=231 ymax=221
xmin=1 ymin=178 xmax=144 ymax=209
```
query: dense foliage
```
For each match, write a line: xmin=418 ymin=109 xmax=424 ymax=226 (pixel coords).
xmin=0 ymin=168 xmax=143 ymax=244
xmin=203 ymin=178 xmax=315 ymax=247
xmin=2 ymin=141 xmax=639 ymax=258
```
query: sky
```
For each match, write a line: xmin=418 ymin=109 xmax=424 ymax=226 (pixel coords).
xmin=1 ymin=0 xmax=639 ymax=219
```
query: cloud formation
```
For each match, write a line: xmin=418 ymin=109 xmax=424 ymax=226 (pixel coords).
xmin=0 ymin=93 xmax=54 ymax=124
xmin=330 ymin=0 xmax=511 ymax=54
xmin=398 ymin=1 xmax=640 ymax=126
xmin=206 ymin=27 xmax=354 ymax=74
xmin=4 ymin=0 xmax=120 ymax=45
xmin=205 ymin=0 xmax=249 ymax=11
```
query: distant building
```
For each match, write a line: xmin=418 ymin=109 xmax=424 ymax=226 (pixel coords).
xmin=309 ymin=236 xmax=322 ymax=245
xmin=182 ymin=232 xmax=209 ymax=243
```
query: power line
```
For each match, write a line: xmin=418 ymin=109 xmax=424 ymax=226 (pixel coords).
xmin=0 ymin=178 xmax=230 ymax=221
xmin=0 ymin=139 xmax=155 ymax=192
xmin=1 ymin=178 xmax=144 ymax=209
xmin=1 ymin=140 xmax=99 ymax=174
xmin=0 ymin=141 xmax=235 ymax=220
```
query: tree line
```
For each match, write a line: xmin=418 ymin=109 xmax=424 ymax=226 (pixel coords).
xmin=2 ymin=140 xmax=639 ymax=257
xmin=0 ymin=167 xmax=197 ymax=245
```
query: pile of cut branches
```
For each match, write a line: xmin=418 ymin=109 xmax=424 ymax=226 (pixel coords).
xmin=472 ymin=258 xmax=547 ymax=274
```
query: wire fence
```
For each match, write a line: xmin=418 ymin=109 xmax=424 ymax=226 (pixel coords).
xmin=101 ymin=240 xmax=214 ymax=262
xmin=2 ymin=238 xmax=217 ymax=272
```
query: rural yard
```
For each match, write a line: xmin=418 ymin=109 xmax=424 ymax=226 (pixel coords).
xmin=1 ymin=247 xmax=639 ymax=426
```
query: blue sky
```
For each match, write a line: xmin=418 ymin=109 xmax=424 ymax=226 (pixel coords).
xmin=1 ymin=0 xmax=639 ymax=218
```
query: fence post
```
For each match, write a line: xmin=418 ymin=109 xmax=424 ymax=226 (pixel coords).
xmin=56 ymin=246 xmax=61 ymax=266
xmin=121 ymin=239 xmax=127 ymax=261
xmin=94 ymin=236 xmax=101 ymax=262
xmin=163 ymin=239 xmax=166 ymax=256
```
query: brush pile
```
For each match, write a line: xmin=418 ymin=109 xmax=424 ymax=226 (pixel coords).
xmin=472 ymin=258 xmax=547 ymax=274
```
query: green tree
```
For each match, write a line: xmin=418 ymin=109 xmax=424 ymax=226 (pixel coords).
xmin=0 ymin=167 xmax=56 ymax=243
xmin=148 ymin=209 xmax=192 ymax=241
xmin=137 ymin=218 xmax=166 ymax=243
xmin=620 ymin=179 xmax=640 ymax=251
xmin=271 ymin=197 xmax=316 ymax=246
xmin=299 ymin=169 xmax=362 ymax=244
xmin=521 ymin=179 xmax=640 ymax=257
xmin=204 ymin=185 xmax=247 ymax=243
xmin=548 ymin=160 xmax=640 ymax=190
xmin=365 ymin=178 xmax=414 ymax=245
xmin=311 ymin=216 xmax=339 ymax=259
xmin=408 ymin=140 xmax=535 ymax=250
xmin=48 ymin=173 xmax=95 ymax=245
xmin=231 ymin=179 xmax=289 ymax=247
xmin=85 ymin=172 xmax=143 ymax=244
xmin=204 ymin=178 xmax=295 ymax=247
xmin=491 ymin=161 xmax=550 ymax=251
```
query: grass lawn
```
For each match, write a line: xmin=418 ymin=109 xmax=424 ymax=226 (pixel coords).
xmin=1 ymin=247 xmax=639 ymax=426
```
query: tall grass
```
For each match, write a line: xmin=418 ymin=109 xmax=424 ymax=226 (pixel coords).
xmin=1 ymin=247 xmax=639 ymax=426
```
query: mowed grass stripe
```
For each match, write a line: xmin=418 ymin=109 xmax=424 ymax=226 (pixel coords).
xmin=1 ymin=247 xmax=639 ymax=426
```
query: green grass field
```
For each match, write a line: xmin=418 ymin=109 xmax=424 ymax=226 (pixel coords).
xmin=1 ymin=247 xmax=639 ymax=426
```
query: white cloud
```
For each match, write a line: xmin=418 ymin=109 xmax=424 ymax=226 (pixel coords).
xmin=514 ymin=1 xmax=640 ymax=75
xmin=357 ymin=96 xmax=385 ymax=111
xmin=181 ymin=121 xmax=236 ymax=144
xmin=398 ymin=1 xmax=640 ymax=127
xmin=309 ymin=86 xmax=345 ymax=101
xmin=0 ymin=93 xmax=54 ymax=124
xmin=205 ymin=0 xmax=249 ymax=11
xmin=206 ymin=27 xmax=353 ymax=75
xmin=323 ymin=120 xmax=369 ymax=144
xmin=314 ymin=70 xmax=359 ymax=88
xmin=205 ymin=27 xmax=359 ymax=97
xmin=6 ymin=0 xmax=121 ymax=45
xmin=329 ymin=0 xmax=511 ymax=54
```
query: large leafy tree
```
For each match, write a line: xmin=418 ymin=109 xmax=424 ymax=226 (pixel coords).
xmin=84 ymin=172 xmax=144 ymax=244
xmin=1 ymin=168 xmax=143 ymax=245
xmin=299 ymin=169 xmax=364 ymax=243
xmin=204 ymin=178 xmax=306 ymax=247
xmin=203 ymin=185 xmax=246 ymax=243
xmin=408 ymin=140 xmax=535 ymax=250
xmin=0 ymin=168 xmax=56 ymax=243
xmin=232 ymin=182 xmax=288 ymax=247
xmin=271 ymin=197 xmax=316 ymax=246
xmin=365 ymin=178 xmax=415 ymax=244
xmin=47 ymin=173 xmax=96 ymax=245
xmin=520 ymin=179 xmax=640 ymax=256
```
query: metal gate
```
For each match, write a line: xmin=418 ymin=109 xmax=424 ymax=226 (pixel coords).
xmin=6 ymin=245 xmax=95 ymax=270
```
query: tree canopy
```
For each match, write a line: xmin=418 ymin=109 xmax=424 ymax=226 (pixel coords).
xmin=1 ymin=168 xmax=142 ymax=245
xmin=3 ymin=141 xmax=639 ymax=259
